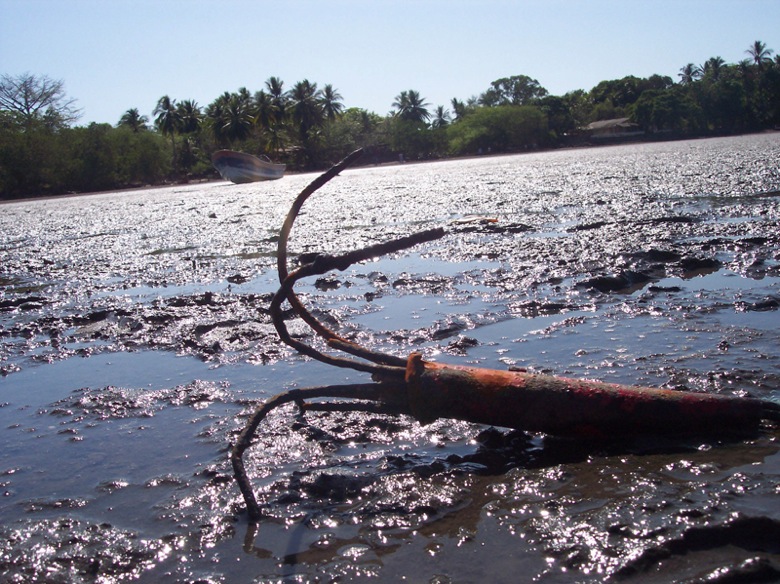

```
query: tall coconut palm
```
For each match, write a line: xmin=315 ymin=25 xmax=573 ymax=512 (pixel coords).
xmin=450 ymin=98 xmax=467 ymax=120
xmin=320 ymin=84 xmax=344 ymax=120
xmin=700 ymin=56 xmax=726 ymax=80
xmin=222 ymin=95 xmax=253 ymax=145
xmin=252 ymin=90 xmax=275 ymax=129
xmin=431 ymin=105 xmax=450 ymax=128
xmin=266 ymin=76 xmax=284 ymax=98
xmin=205 ymin=95 xmax=229 ymax=147
xmin=392 ymin=89 xmax=430 ymax=123
xmin=736 ymin=58 xmax=757 ymax=95
xmin=265 ymin=76 xmax=287 ymax=119
xmin=745 ymin=41 xmax=775 ymax=125
xmin=153 ymin=95 xmax=181 ymax=170
xmin=117 ymin=108 xmax=148 ymax=132
xmin=253 ymin=89 xmax=287 ymax=157
xmin=678 ymin=63 xmax=701 ymax=84
xmin=746 ymin=40 xmax=774 ymax=69
xmin=177 ymin=99 xmax=202 ymax=135
xmin=154 ymin=95 xmax=179 ymax=136
xmin=205 ymin=92 xmax=254 ymax=147
xmin=265 ymin=124 xmax=286 ymax=160
xmin=393 ymin=90 xmax=409 ymax=112
xmin=289 ymin=79 xmax=323 ymax=142
xmin=174 ymin=100 xmax=203 ymax=175
xmin=235 ymin=86 xmax=252 ymax=109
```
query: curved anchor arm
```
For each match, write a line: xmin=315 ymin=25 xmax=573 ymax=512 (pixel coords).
xmin=270 ymin=227 xmax=446 ymax=376
xmin=231 ymin=379 xmax=410 ymax=521
xmin=276 ymin=149 xmax=364 ymax=344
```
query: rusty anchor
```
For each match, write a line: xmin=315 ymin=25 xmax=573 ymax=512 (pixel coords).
xmin=231 ymin=149 xmax=780 ymax=521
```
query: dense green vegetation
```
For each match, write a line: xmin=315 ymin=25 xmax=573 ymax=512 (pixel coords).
xmin=1 ymin=41 xmax=778 ymax=199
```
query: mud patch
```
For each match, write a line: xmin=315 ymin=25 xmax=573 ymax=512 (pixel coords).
xmin=0 ymin=518 xmax=169 ymax=583
xmin=2 ymin=135 xmax=780 ymax=582
xmin=47 ymin=378 xmax=231 ymax=422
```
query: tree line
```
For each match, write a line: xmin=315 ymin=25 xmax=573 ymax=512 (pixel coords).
xmin=1 ymin=40 xmax=778 ymax=199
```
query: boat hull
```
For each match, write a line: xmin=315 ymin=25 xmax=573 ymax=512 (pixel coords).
xmin=211 ymin=150 xmax=285 ymax=183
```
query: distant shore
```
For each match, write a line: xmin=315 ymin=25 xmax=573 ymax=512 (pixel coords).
xmin=3 ymin=130 xmax=777 ymax=206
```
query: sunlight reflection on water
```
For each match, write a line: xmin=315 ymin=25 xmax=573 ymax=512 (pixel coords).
xmin=1 ymin=134 xmax=780 ymax=583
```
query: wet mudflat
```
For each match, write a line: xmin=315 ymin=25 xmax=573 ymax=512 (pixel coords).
xmin=1 ymin=134 xmax=779 ymax=583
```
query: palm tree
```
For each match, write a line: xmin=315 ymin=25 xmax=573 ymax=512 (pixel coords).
xmin=744 ymin=41 xmax=775 ymax=126
xmin=393 ymin=90 xmax=409 ymax=112
xmin=154 ymin=95 xmax=179 ymax=136
xmin=175 ymin=100 xmax=203 ymax=175
xmin=736 ymin=58 xmax=757 ymax=97
xmin=700 ymin=57 xmax=725 ymax=80
xmin=205 ymin=94 xmax=229 ymax=147
xmin=450 ymin=98 xmax=467 ymax=120
xmin=117 ymin=108 xmax=148 ymax=132
xmin=746 ymin=40 xmax=774 ymax=69
xmin=265 ymin=76 xmax=287 ymax=119
xmin=265 ymin=124 xmax=286 ymax=160
xmin=253 ymin=89 xmax=287 ymax=157
xmin=252 ymin=90 xmax=275 ymax=129
xmin=176 ymin=100 xmax=202 ymax=134
xmin=287 ymin=79 xmax=324 ymax=166
xmin=450 ymin=96 xmax=478 ymax=120
xmin=392 ymin=89 xmax=430 ymax=123
xmin=153 ymin=95 xmax=181 ymax=170
xmin=320 ymin=84 xmax=344 ymax=120
xmin=678 ymin=63 xmax=701 ymax=84
xmin=222 ymin=95 xmax=253 ymax=145
xmin=289 ymin=79 xmax=323 ymax=142
xmin=431 ymin=105 xmax=450 ymax=129
xmin=236 ymin=87 xmax=252 ymax=105
xmin=205 ymin=92 xmax=254 ymax=147
xmin=266 ymin=76 xmax=284 ymax=97
xmin=738 ymin=59 xmax=753 ymax=76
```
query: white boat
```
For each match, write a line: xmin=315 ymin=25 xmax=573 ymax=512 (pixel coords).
xmin=211 ymin=150 xmax=285 ymax=183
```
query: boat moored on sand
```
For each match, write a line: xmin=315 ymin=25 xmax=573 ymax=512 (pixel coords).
xmin=211 ymin=150 xmax=285 ymax=183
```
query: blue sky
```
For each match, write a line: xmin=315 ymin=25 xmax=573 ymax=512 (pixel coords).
xmin=2 ymin=0 xmax=778 ymax=126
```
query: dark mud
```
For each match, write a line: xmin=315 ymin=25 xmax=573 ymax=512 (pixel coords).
xmin=1 ymin=135 xmax=780 ymax=582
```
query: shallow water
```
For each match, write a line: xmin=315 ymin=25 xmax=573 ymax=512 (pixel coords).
xmin=1 ymin=134 xmax=780 ymax=582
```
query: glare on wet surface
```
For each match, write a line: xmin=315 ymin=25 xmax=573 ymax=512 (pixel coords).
xmin=1 ymin=134 xmax=780 ymax=582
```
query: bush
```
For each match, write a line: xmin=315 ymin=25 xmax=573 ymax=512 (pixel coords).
xmin=447 ymin=105 xmax=548 ymax=155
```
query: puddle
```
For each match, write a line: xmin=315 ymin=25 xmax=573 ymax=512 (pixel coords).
xmin=654 ymin=269 xmax=779 ymax=291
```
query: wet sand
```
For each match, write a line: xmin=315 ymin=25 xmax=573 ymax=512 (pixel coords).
xmin=1 ymin=134 xmax=779 ymax=582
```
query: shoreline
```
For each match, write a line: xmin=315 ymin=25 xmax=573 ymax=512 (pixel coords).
xmin=3 ymin=130 xmax=777 ymax=206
